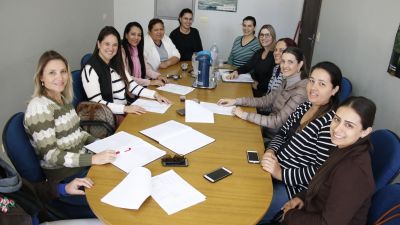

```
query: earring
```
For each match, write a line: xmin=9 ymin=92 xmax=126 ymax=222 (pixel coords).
xmin=41 ymin=81 xmax=44 ymax=86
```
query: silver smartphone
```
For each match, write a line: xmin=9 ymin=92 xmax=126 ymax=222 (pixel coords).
xmin=247 ymin=150 xmax=260 ymax=164
xmin=203 ymin=167 xmax=232 ymax=183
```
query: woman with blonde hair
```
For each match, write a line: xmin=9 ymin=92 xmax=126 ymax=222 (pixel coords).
xmin=227 ymin=24 xmax=276 ymax=97
xmin=24 ymin=50 xmax=116 ymax=217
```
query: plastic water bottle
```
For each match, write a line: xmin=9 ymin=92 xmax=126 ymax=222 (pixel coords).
xmin=210 ymin=43 xmax=219 ymax=68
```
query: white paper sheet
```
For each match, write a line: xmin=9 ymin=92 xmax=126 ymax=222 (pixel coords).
xmin=159 ymin=129 xmax=215 ymax=155
xmin=101 ymin=167 xmax=152 ymax=209
xmin=85 ymin=131 xmax=143 ymax=153
xmin=140 ymin=120 xmax=191 ymax=143
xmin=199 ymin=101 xmax=234 ymax=116
xmin=157 ymin=83 xmax=194 ymax=95
xmin=140 ymin=120 xmax=215 ymax=155
xmin=219 ymin=69 xmax=254 ymax=83
xmin=185 ymin=100 xmax=214 ymax=123
xmin=85 ymin=132 xmax=166 ymax=173
xmin=151 ymin=170 xmax=206 ymax=215
xmin=131 ymin=99 xmax=171 ymax=114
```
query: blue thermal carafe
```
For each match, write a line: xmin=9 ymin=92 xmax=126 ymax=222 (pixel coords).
xmin=196 ymin=50 xmax=212 ymax=87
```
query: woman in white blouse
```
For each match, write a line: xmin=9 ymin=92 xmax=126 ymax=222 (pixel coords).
xmin=144 ymin=18 xmax=180 ymax=70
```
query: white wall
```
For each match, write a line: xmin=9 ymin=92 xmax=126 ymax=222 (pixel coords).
xmin=114 ymin=0 xmax=303 ymax=60
xmin=0 ymin=0 xmax=113 ymax=138
xmin=312 ymin=0 xmax=400 ymax=134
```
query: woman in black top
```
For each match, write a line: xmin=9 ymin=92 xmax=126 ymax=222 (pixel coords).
xmin=170 ymin=8 xmax=203 ymax=61
xmin=227 ymin=24 xmax=276 ymax=97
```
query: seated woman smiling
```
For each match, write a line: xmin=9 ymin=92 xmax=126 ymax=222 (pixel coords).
xmin=258 ymin=61 xmax=342 ymax=224
xmin=218 ymin=47 xmax=308 ymax=139
xmin=281 ymin=96 xmax=376 ymax=225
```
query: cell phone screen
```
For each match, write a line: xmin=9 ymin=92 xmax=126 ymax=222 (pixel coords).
xmin=204 ymin=167 xmax=232 ymax=182
xmin=247 ymin=151 xmax=260 ymax=163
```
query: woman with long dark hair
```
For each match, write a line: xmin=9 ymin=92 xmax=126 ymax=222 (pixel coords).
xmin=258 ymin=61 xmax=342 ymax=223
xmin=82 ymin=26 xmax=170 ymax=115
xmin=282 ymin=96 xmax=376 ymax=225
xmin=122 ymin=22 xmax=167 ymax=87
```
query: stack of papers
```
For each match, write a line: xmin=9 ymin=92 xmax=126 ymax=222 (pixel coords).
xmin=157 ymin=83 xmax=194 ymax=95
xmin=219 ymin=69 xmax=254 ymax=83
xmin=101 ymin=167 xmax=206 ymax=215
xmin=85 ymin=132 xmax=166 ymax=173
xmin=185 ymin=100 xmax=214 ymax=123
xmin=131 ymin=99 xmax=171 ymax=114
xmin=140 ymin=120 xmax=215 ymax=155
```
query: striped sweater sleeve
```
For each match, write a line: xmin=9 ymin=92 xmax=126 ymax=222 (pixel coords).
xmin=126 ymin=72 xmax=155 ymax=99
xmin=281 ymin=112 xmax=335 ymax=188
xmin=82 ymin=65 xmax=125 ymax=114
xmin=268 ymin=107 xmax=299 ymax=152
xmin=24 ymin=98 xmax=92 ymax=168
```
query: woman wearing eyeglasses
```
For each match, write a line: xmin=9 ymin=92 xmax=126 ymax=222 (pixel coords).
xmin=227 ymin=16 xmax=261 ymax=67
xmin=226 ymin=24 xmax=276 ymax=97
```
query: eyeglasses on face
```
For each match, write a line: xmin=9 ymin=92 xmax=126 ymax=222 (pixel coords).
xmin=259 ymin=33 xmax=272 ymax=38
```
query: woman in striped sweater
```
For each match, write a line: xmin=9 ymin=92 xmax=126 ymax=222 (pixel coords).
xmin=227 ymin=16 xmax=261 ymax=67
xmin=257 ymin=61 xmax=342 ymax=223
xmin=82 ymin=26 xmax=170 ymax=116
xmin=24 ymin=50 xmax=117 ymax=217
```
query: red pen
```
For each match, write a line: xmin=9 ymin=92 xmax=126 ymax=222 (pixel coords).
xmin=124 ymin=148 xmax=132 ymax=153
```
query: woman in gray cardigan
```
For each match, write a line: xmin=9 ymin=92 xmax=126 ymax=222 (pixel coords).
xmin=218 ymin=47 xmax=308 ymax=138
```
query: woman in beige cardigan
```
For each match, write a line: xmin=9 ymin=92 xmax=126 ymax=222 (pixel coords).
xmin=218 ymin=47 xmax=308 ymax=139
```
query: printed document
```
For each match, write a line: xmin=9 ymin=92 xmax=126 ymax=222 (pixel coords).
xmin=131 ymin=99 xmax=171 ymax=114
xmin=199 ymin=101 xmax=234 ymax=116
xmin=185 ymin=100 xmax=214 ymax=123
xmin=157 ymin=83 xmax=194 ymax=95
xmin=101 ymin=167 xmax=206 ymax=215
xmin=85 ymin=132 xmax=166 ymax=173
xmin=140 ymin=120 xmax=214 ymax=155
xmin=219 ymin=69 xmax=254 ymax=83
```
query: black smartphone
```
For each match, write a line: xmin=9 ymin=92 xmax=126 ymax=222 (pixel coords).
xmin=176 ymin=108 xmax=185 ymax=116
xmin=203 ymin=167 xmax=232 ymax=183
xmin=161 ymin=157 xmax=188 ymax=167
xmin=247 ymin=150 xmax=260 ymax=164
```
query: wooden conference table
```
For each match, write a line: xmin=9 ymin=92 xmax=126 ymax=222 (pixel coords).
xmin=86 ymin=62 xmax=272 ymax=225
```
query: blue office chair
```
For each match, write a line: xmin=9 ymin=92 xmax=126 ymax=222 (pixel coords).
xmin=80 ymin=53 xmax=92 ymax=69
xmin=2 ymin=112 xmax=95 ymax=220
xmin=367 ymin=183 xmax=400 ymax=225
xmin=339 ymin=77 xmax=352 ymax=103
xmin=71 ymin=70 xmax=87 ymax=108
xmin=3 ymin=112 xmax=45 ymax=183
xmin=370 ymin=129 xmax=400 ymax=191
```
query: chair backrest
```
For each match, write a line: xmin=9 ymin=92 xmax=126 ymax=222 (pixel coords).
xmin=367 ymin=183 xmax=400 ymax=225
xmin=370 ymin=129 xmax=400 ymax=191
xmin=80 ymin=53 xmax=92 ymax=69
xmin=71 ymin=70 xmax=87 ymax=108
xmin=2 ymin=112 xmax=45 ymax=183
xmin=339 ymin=77 xmax=352 ymax=103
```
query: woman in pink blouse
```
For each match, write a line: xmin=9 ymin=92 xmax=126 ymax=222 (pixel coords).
xmin=122 ymin=22 xmax=167 ymax=87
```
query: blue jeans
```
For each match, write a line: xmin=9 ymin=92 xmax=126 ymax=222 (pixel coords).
xmin=258 ymin=180 xmax=289 ymax=224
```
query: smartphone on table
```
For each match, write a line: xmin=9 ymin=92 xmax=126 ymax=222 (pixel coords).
xmin=247 ymin=150 xmax=260 ymax=164
xmin=203 ymin=167 xmax=232 ymax=183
